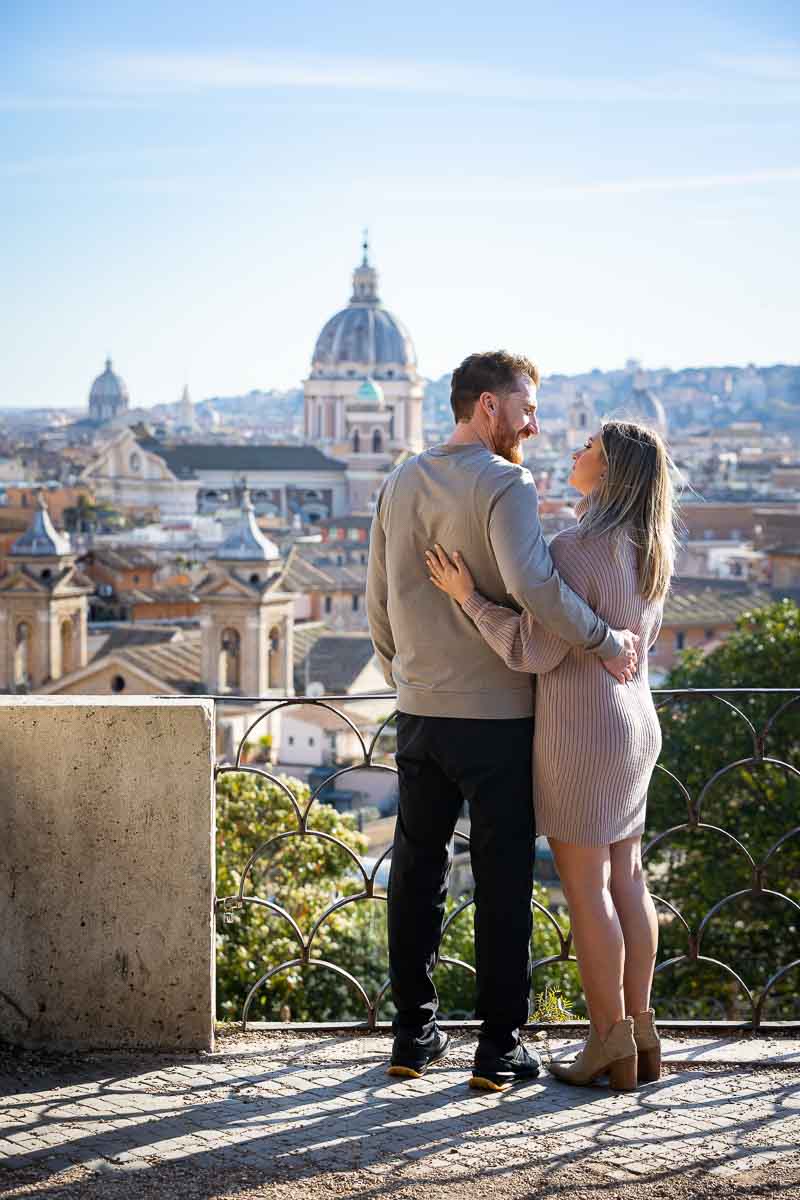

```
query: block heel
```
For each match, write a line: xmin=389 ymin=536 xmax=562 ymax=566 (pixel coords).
xmin=609 ymin=1053 xmax=638 ymax=1091
xmin=632 ymin=1009 xmax=662 ymax=1084
xmin=637 ymin=1046 xmax=661 ymax=1083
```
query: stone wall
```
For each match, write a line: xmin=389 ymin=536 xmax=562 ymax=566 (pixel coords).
xmin=0 ymin=697 xmax=215 ymax=1050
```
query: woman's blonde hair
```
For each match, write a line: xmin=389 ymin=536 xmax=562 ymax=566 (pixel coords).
xmin=578 ymin=420 xmax=677 ymax=601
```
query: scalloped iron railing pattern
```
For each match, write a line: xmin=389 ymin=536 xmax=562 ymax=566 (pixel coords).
xmin=213 ymin=688 xmax=800 ymax=1031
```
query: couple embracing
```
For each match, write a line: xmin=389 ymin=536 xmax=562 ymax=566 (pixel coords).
xmin=366 ymin=350 xmax=674 ymax=1092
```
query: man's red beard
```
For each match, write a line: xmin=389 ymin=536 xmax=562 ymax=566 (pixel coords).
xmin=494 ymin=419 xmax=525 ymax=465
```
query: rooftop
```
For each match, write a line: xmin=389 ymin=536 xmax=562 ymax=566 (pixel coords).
xmin=293 ymin=630 xmax=376 ymax=693
xmin=663 ymin=580 xmax=774 ymax=625
xmin=137 ymin=439 xmax=347 ymax=478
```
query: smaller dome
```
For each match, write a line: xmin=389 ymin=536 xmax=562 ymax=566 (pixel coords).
xmin=89 ymin=357 xmax=129 ymax=404
xmin=10 ymin=492 xmax=72 ymax=558
xmin=355 ymin=378 xmax=384 ymax=408
xmin=214 ymin=491 xmax=280 ymax=563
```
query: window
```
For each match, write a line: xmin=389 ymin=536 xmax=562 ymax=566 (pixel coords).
xmin=132 ymin=574 xmax=139 ymax=584
xmin=288 ymin=736 xmax=295 ymax=746
xmin=352 ymin=594 xmax=359 ymax=611
xmin=14 ymin=621 xmax=30 ymax=688
xmin=348 ymin=527 xmax=360 ymax=540
xmin=675 ymin=632 xmax=685 ymax=651
xmin=219 ymin=627 xmax=241 ymax=689
xmin=110 ymin=674 xmax=126 ymax=693
xmin=324 ymin=596 xmax=332 ymax=614
xmin=705 ymin=629 xmax=715 ymax=641
xmin=308 ymin=737 xmax=315 ymax=746
xmin=372 ymin=429 xmax=383 ymax=453
xmin=352 ymin=430 xmax=361 ymax=453
xmin=129 ymin=452 xmax=141 ymax=473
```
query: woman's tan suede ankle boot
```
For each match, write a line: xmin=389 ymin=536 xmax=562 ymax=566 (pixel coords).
xmin=548 ymin=1017 xmax=637 ymax=1090
xmin=632 ymin=1009 xmax=661 ymax=1082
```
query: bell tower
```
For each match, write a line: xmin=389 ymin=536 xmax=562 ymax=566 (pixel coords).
xmin=194 ymin=489 xmax=296 ymax=695
xmin=0 ymin=493 xmax=93 ymax=690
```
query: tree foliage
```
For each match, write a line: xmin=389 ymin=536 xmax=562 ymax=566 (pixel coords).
xmin=646 ymin=599 xmax=800 ymax=1021
xmin=216 ymin=769 xmax=576 ymax=1023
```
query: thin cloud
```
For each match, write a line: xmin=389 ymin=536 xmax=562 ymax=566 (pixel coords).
xmin=705 ymin=50 xmax=800 ymax=82
xmin=58 ymin=50 xmax=800 ymax=105
xmin=1 ymin=146 xmax=208 ymax=179
xmin=555 ymin=167 xmax=800 ymax=196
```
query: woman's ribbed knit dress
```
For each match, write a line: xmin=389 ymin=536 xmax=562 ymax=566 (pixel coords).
xmin=461 ymin=522 xmax=664 ymax=847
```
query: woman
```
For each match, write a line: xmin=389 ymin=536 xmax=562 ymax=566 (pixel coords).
xmin=425 ymin=420 xmax=675 ymax=1091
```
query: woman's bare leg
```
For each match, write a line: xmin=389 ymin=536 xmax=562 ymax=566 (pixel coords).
xmin=609 ymin=836 xmax=659 ymax=1015
xmin=549 ymin=840 xmax=625 ymax=1040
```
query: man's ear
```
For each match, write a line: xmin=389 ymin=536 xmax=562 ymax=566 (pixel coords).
xmin=479 ymin=390 xmax=496 ymax=416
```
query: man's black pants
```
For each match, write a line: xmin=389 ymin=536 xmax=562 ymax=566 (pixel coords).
xmin=388 ymin=712 xmax=535 ymax=1045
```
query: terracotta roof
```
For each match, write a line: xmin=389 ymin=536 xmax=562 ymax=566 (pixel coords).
xmin=282 ymin=704 xmax=367 ymax=732
xmin=136 ymin=439 xmax=347 ymax=478
xmin=293 ymin=631 xmax=377 ymax=694
xmin=83 ymin=547 xmax=159 ymax=571
xmin=663 ymin=581 xmax=774 ymax=626
xmin=116 ymin=587 xmax=198 ymax=605
xmin=280 ymin=545 xmax=366 ymax=594
xmin=91 ymin=624 xmax=193 ymax=659
xmin=116 ymin=629 xmax=203 ymax=692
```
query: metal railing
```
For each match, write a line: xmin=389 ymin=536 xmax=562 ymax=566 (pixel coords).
xmin=212 ymin=688 xmax=800 ymax=1032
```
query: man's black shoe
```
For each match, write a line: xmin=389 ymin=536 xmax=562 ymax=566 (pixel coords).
xmin=469 ymin=1040 xmax=542 ymax=1092
xmin=387 ymin=1029 xmax=451 ymax=1079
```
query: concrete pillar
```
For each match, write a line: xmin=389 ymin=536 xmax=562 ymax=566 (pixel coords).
xmin=0 ymin=697 xmax=215 ymax=1051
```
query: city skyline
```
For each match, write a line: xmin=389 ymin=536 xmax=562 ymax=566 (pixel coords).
xmin=2 ymin=1 xmax=799 ymax=408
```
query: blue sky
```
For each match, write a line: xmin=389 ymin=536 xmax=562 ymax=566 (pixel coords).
xmin=2 ymin=1 xmax=799 ymax=409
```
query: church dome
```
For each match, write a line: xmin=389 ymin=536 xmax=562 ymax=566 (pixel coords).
xmin=607 ymin=375 xmax=667 ymax=437
xmin=310 ymin=237 xmax=417 ymax=377
xmin=89 ymin=357 xmax=129 ymax=406
xmin=628 ymin=387 xmax=667 ymax=436
xmin=354 ymin=377 xmax=384 ymax=408
xmin=214 ymin=491 xmax=280 ymax=563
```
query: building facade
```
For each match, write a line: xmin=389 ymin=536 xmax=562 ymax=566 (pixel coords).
xmin=89 ymin=358 xmax=130 ymax=424
xmin=303 ymin=236 xmax=424 ymax=511
xmin=80 ymin=429 xmax=349 ymax=523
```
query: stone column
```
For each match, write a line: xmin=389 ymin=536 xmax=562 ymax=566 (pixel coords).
xmin=0 ymin=697 xmax=216 ymax=1051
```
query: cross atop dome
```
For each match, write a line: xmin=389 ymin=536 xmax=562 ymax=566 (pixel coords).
xmin=351 ymin=230 xmax=380 ymax=304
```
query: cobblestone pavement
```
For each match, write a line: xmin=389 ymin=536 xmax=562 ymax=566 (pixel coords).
xmin=1 ymin=1032 xmax=799 ymax=1199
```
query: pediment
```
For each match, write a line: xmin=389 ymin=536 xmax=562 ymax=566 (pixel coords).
xmin=194 ymin=574 xmax=257 ymax=600
xmin=39 ymin=652 xmax=177 ymax=696
xmin=50 ymin=570 xmax=94 ymax=596
xmin=0 ymin=570 xmax=49 ymax=595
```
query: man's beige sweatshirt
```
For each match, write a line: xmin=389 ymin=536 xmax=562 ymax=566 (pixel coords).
xmin=366 ymin=442 xmax=624 ymax=720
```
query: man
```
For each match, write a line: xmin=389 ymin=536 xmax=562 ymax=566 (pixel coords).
xmin=366 ymin=351 xmax=638 ymax=1091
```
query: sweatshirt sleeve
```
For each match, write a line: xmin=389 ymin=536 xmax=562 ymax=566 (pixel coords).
xmin=366 ymin=497 xmax=396 ymax=687
xmin=487 ymin=472 xmax=624 ymax=660
xmin=461 ymin=591 xmax=571 ymax=674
